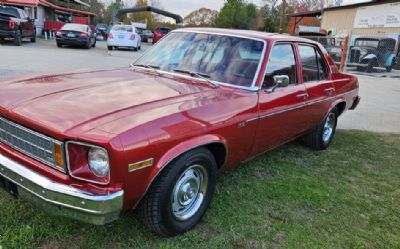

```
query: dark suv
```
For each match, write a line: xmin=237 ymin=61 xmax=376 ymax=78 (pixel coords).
xmin=0 ymin=6 xmax=36 ymax=46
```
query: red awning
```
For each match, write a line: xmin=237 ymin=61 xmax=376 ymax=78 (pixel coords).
xmin=0 ymin=0 xmax=39 ymax=6
xmin=39 ymin=0 xmax=95 ymax=16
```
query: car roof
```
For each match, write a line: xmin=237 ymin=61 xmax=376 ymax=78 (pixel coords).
xmin=177 ymin=28 xmax=316 ymax=44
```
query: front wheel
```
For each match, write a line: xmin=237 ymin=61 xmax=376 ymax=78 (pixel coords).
xmin=138 ymin=148 xmax=217 ymax=237
xmin=301 ymin=107 xmax=338 ymax=150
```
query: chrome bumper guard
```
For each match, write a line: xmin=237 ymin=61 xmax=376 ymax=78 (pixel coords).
xmin=0 ymin=153 xmax=124 ymax=225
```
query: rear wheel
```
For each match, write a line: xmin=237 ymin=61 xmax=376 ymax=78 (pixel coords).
xmin=14 ymin=30 xmax=22 ymax=46
xmin=138 ymin=147 xmax=217 ymax=237
xmin=92 ymin=40 xmax=96 ymax=48
xmin=57 ymin=42 xmax=62 ymax=48
xmin=301 ymin=107 xmax=338 ymax=150
xmin=107 ymin=46 xmax=113 ymax=50
xmin=386 ymin=59 xmax=395 ymax=72
xmin=30 ymin=30 xmax=36 ymax=43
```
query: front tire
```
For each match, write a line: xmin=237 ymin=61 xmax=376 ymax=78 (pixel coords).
xmin=138 ymin=148 xmax=217 ymax=237
xmin=302 ymin=107 xmax=338 ymax=150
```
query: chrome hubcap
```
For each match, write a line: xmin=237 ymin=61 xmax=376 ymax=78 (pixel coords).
xmin=171 ymin=164 xmax=208 ymax=221
xmin=323 ymin=112 xmax=335 ymax=143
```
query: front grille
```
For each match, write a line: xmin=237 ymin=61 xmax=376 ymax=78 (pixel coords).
xmin=0 ymin=116 xmax=62 ymax=169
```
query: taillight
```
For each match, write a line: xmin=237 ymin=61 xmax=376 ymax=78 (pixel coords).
xmin=66 ymin=141 xmax=110 ymax=185
xmin=56 ymin=31 xmax=62 ymax=36
xmin=108 ymin=33 xmax=113 ymax=39
xmin=8 ymin=19 xmax=15 ymax=29
xmin=80 ymin=32 xmax=88 ymax=37
xmin=129 ymin=34 xmax=135 ymax=40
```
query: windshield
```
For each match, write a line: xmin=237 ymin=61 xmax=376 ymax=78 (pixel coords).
xmin=134 ymin=32 xmax=265 ymax=88
xmin=112 ymin=25 xmax=133 ymax=32
xmin=61 ymin=24 xmax=87 ymax=32
xmin=354 ymin=39 xmax=379 ymax=48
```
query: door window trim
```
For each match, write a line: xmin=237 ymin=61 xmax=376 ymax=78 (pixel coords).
xmin=259 ymin=41 xmax=300 ymax=91
xmin=296 ymin=42 xmax=331 ymax=84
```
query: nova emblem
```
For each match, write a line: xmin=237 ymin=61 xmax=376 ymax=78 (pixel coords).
xmin=128 ymin=158 xmax=154 ymax=172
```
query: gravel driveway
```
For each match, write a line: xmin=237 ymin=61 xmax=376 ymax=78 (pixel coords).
xmin=1 ymin=38 xmax=399 ymax=133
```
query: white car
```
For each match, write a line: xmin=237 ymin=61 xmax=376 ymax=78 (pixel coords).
xmin=107 ymin=25 xmax=141 ymax=51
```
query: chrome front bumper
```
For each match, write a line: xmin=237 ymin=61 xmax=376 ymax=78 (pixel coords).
xmin=0 ymin=153 xmax=124 ymax=225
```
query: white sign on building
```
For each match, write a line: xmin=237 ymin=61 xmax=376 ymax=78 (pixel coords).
xmin=354 ymin=2 xmax=400 ymax=28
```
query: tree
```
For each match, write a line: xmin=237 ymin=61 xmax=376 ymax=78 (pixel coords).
xmin=127 ymin=0 xmax=155 ymax=29
xmin=286 ymin=0 xmax=334 ymax=12
xmin=103 ymin=1 xmax=126 ymax=25
xmin=90 ymin=0 xmax=106 ymax=24
xmin=214 ymin=0 xmax=258 ymax=30
xmin=184 ymin=8 xmax=218 ymax=27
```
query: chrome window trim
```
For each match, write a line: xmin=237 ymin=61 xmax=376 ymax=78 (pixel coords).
xmin=131 ymin=29 xmax=267 ymax=92
xmin=0 ymin=116 xmax=66 ymax=172
xmin=65 ymin=140 xmax=111 ymax=185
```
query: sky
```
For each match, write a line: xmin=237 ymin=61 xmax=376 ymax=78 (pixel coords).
xmin=154 ymin=0 xmax=369 ymax=17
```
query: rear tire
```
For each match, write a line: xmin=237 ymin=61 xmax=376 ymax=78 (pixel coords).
xmin=30 ymin=30 xmax=36 ymax=43
xmin=138 ymin=147 xmax=217 ymax=237
xmin=57 ymin=42 xmax=62 ymax=48
xmin=14 ymin=30 xmax=22 ymax=46
xmin=107 ymin=46 xmax=113 ymax=51
xmin=301 ymin=107 xmax=338 ymax=150
xmin=92 ymin=40 xmax=96 ymax=48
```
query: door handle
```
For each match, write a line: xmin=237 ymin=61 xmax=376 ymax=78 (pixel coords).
xmin=296 ymin=93 xmax=309 ymax=99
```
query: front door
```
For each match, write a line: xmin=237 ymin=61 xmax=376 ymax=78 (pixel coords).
xmin=251 ymin=43 xmax=309 ymax=156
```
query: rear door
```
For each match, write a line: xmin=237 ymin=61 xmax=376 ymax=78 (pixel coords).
xmin=297 ymin=43 xmax=335 ymax=128
xmin=251 ymin=43 xmax=309 ymax=156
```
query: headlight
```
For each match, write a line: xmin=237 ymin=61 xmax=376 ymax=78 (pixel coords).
xmin=88 ymin=147 xmax=109 ymax=177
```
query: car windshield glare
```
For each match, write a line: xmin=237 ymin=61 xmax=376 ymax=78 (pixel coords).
xmin=112 ymin=25 xmax=133 ymax=32
xmin=134 ymin=32 xmax=265 ymax=88
xmin=62 ymin=24 xmax=87 ymax=32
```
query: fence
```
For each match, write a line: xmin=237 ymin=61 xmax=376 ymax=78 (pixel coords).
xmin=302 ymin=34 xmax=400 ymax=78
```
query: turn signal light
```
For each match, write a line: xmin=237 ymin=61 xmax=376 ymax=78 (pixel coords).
xmin=53 ymin=143 xmax=64 ymax=170
xmin=80 ymin=32 xmax=88 ymax=37
xmin=129 ymin=34 xmax=135 ymax=40
xmin=56 ymin=31 xmax=62 ymax=36
xmin=9 ymin=19 xmax=15 ymax=29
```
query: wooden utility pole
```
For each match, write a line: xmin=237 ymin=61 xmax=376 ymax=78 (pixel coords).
xmin=279 ymin=0 xmax=286 ymax=33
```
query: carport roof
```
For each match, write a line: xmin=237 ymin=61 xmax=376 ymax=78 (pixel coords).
xmin=0 ymin=0 xmax=39 ymax=6
xmin=39 ymin=0 xmax=95 ymax=16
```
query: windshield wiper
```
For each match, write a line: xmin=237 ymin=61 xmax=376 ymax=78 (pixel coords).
xmin=173 ymin=69 xmax=219 ymax=88
xmin=133 ymin=64 xmax=162 ymax=75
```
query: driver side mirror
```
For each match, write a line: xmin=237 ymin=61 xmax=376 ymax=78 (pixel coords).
xmin=267 ymin=75 xmax=290 ymax=93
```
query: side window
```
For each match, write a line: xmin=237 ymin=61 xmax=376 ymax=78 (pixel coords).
xmin=299 ymin=45 xmax=329 ymax=82
xmin=316 ymin=51 xmax=329 ymax=80
xmin=298 ymin=45 xmax=319 ymax=82
xmin=264 ymin=44 xmax=297 ymax=88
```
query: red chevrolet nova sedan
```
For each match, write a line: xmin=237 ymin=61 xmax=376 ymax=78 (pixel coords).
xmin=0 ymin=28 xmax=359 ymax=236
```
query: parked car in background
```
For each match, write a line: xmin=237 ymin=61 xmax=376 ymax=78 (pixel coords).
xmin=56 ymin=23 xmax=96 ymax=49
xmin=141 ymin=29 xmax=153 ymax=42
xmin=348 ymin=37 xmax=397 ymax=72
xmin=107 ymin=24 xmax=141 ymax=51
xmin=95 ymin=23 xmax=109 ymax=41
xmin=0 ymin=6 xmax=36 ymax=46
xmin=300 ymin=32 xmax=341 ymax=63
xmin=0 ymin=28 xmax=360 ymax=237
xmin=152 ymin=27 xmax=171 ymax=44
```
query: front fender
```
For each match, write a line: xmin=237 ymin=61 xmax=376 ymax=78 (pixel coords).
xmin=131 ymin=134 xmax=228 ymax=209
xmin=154 ymin=134 xmax=228 ymax=172
xmin=385 ymin=54 xmax=395 ymax=67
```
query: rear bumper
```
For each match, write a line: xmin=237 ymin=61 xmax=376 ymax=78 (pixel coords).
xmin=56 ymin=38 xmax=88 ymax=46
xmin=0 ymin=153 xmax=124 ymax=225
xmin=0 ymin=30 xmax=15 ymax=38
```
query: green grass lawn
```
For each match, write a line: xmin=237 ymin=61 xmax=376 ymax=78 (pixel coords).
xmin=1 ymin=130 xmax=400 ymax=249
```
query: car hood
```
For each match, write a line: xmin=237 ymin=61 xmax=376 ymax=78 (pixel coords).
xmin=0 ymin=69 xmax=215 ymax=138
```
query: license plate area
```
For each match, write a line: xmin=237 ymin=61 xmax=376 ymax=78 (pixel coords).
xmin=67 ymin=33 xmax=75 ymax=38
xmin=0 ymin=175 xmax=18 ymax=198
